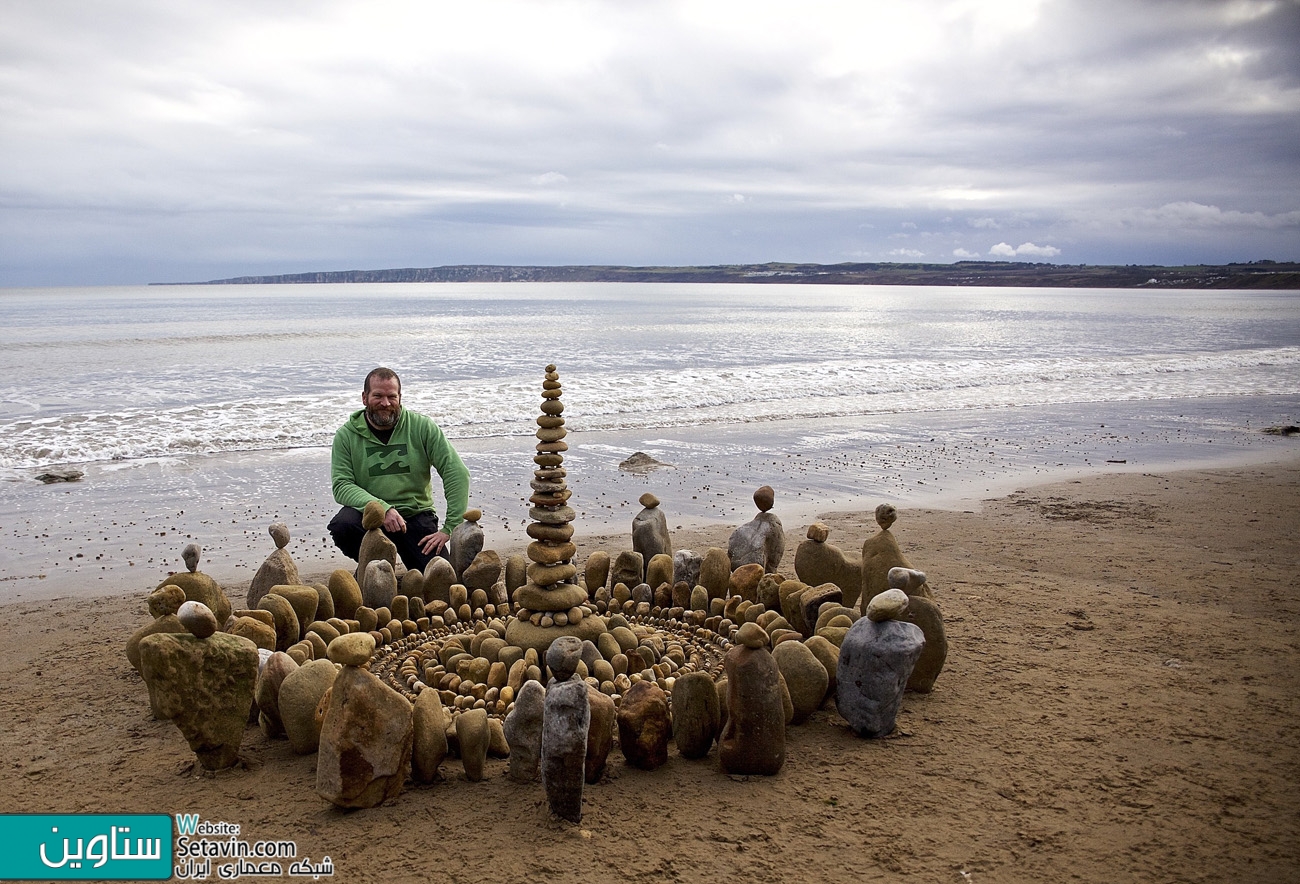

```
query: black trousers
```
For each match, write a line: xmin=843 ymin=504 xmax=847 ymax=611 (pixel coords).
xmin=327 ymin=506 xmax=446 ymax=573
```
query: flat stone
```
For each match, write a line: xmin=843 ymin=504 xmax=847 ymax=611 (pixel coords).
xmin=328 ymin=632 xmax=376 ymax=666
xmin=866 ymin=588 xmax=910 ymax=622
xmin=529 ymin=505 xmax=576 ymax=525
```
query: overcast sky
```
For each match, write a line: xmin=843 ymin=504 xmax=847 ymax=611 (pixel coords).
xmin=2 ymin=0 xmax=1298 ymax=285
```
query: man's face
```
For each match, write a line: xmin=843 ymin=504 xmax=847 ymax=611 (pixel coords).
xmin=362 ymin=376 xmax=402 ymax=429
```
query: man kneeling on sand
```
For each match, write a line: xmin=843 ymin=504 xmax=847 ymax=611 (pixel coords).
xmin=327 ymin=367 xmax=470 ymax=572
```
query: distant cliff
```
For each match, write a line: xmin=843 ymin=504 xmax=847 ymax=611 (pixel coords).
xmin=160 ymin=260 xmax=1300 ymax=289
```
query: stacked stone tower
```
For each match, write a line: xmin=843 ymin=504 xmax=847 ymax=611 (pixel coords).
xmin=505 ymin=365 xmax=607 ymax=654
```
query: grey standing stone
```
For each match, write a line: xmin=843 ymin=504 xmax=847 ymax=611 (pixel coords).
xmin=610 ymin=550 xmax=644 ymax=588
xmin=728 ymin=512 xmax=786 ymax=572
xmin=504 ymin=680 xmax=546 ymax=782
xmin=363 ymin=559 xmax=398 ymax=609
xmin=836 ymin=617 xmax=925 ymax=738
xmin=449 ymin=513 xmax=485 ymax=581
xmin=541 ymin=677 xmax=589 ymax=823
xmin=632 ymin=493 xmax=672 ymax=564
xmin=673 ymin=549 xmax=702 ymax=590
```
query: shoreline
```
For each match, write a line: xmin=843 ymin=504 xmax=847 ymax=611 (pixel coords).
xmin=1 ymin=460 xmax=1296 ymax=881
xmin=2 ymin=393 xmax=1297 ymax=601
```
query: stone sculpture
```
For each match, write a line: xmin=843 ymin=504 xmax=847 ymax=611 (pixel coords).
xmin=837 ymin=589 xmax=925 ymax=737
xmin=727 ymin=485 xmax=785 ymax=571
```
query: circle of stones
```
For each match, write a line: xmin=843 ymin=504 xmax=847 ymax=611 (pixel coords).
xmin=371 ymin=611 xmax=734 ymax=719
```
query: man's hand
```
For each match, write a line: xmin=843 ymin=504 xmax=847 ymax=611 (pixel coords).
xmin=383 ymin=507 xmax=407 ymax=533
xmin=419 ymin=531 xmax=450 ymax=556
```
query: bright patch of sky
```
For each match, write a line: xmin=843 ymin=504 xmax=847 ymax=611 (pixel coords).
xmin=1 ymin=0 xmax=1297 ymax=284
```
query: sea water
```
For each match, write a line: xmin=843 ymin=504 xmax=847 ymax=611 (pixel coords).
xmin=0 ymin=282 xmax=1297 ymax=595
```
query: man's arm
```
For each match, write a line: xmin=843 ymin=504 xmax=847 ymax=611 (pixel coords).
xmin=422 ymin=420 xmax=470 ymax=533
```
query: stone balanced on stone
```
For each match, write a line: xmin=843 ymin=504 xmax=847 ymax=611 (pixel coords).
xmin=541 ymin=636 xmax=590 ymax=823
xmin=248 ymin=524 xmax=301 ymax=609
xmin=505 ymin=365 xmax=607 ymax=655
xmin=138 ymin=601 xmax=258 ymax=771
xmin=727 ymin=485 xmax=786 ymax=572
xmin=159 ymin=543 xmax=233 ymax=626
xmin=860 ymin=504 xmax=932 ymax=611
xmin=632 ymin=492 xmax=672 ymax=569
xmin=836 ymin=588 xmax=925 ymax=738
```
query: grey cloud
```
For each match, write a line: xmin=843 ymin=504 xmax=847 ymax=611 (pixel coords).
xmin=1 ymin=0 xmax=1297 ymax=285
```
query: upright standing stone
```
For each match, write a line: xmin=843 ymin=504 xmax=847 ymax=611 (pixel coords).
xmin=423 ymin=557 xmax=456 ymax=604
xmin=541 ymin=636 xmax=590 ymax=823
xmin=411 ymin=689 xmax=450 ymax=783
xmin=718 ymin=622 xmax=786 ymax=775
xmin=728 ymin=486 xmax=786 ymax=572
xmin=795 ymin=522 xmax=863 ymax=607
xmin=138 ymin=632 xmax=259 ymax=771
xmin=771 ymin=640 xmax=829 ymax=724
xmin=248 ymin=524 xmax=301 ymax=609
xmin=362 ymin=559 xmax=398 ymax=610
xmin=837 ymin=594 xmax=925 ymax=738
xmin=617 ymin=681 xmax=671 ymax=770
xmin=327 ymin=569 xmax=363 ymax=620
xmin=901 ymin=595 xmax=947 ymax=693
xmin=279 ymin=659 xmax=338 ymax=754
xmin=698 ymin=548 xmax=732 ymax=602
xmin=861 ymin=504 xmax=925 ymax=611
xmin=632 ymin=492 xmax=672 ymax=565
xmin=610 ymin=550 xmax=644 ymax=589
xmin=456 ymin=708 xmax=491 ymax=782
xmin=462 ymin=548 xmax=503 ymax=593
xmin=355 ymin=500 xmax=398 ymax=585
xmin=504 ymin=680 xmax=547 ymax=783
xmin=583 ymin=551 xmax=611 ymax=596
xmin=672 ymin=549 xmax=702 ymax=590
xmin=671 ymin=670 xmax=721 ymax=759
xmin=316 ymin=633 xmax=413 ymax=808
xmin=449 ymin=508 xmax=485 ymax=581
xmin=254 ymin=651 xmax=298 ymax=737
xmin=585 ymin=684 xmax=616 ymax=784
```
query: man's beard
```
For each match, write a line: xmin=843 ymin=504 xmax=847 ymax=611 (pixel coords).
xmin=367 ymin=404 xmax=400 ymax=429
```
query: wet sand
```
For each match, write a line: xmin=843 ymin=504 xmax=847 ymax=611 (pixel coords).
xmin=1 ymin=459 xmax=1297 ymax=882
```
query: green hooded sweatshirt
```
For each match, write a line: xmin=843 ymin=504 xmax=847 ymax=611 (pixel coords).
xmin=331 ymin=408 xmax=470 ymax=532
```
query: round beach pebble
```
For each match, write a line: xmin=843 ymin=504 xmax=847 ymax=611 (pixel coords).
xmin=806 ymin=522 xmax=829 ymax=543
xmin=866 ymin=588 xmax=909 ymax=622
xmin=177 ymin=600 xmax=219 ymax=638
xmin=327 ymin=632 xmax=376 ymax=666
xmin=269 ymin=522 xmax=291 ymax=549
xmin=148 ymin=584 xmax=187 ymax=618
xmin=736 ymin=621 xmax=769 ymax=649
xmin=754 ymin=485 xmax=775 ymax=513
xmin=639 ymin=492 xmax=660 ymax=508
xmin=463 ymin=508 xmax=482 ymax=522
xmin=546 ymin=635 xmax=583 ymax=681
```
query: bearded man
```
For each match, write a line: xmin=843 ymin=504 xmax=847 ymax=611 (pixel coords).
xmin=327 ymin=367 xmax=470 ymax=572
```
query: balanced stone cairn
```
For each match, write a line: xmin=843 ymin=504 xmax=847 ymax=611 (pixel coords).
xmin=506 ymin=365 xmax=607 ymax=655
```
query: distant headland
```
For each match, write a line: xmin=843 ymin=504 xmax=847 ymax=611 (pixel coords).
xmin=159 ymin=259 xmax=1300 ymax=289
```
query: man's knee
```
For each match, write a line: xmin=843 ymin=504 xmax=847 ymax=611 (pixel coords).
xmin=327 ymin=507 xmax=365 ymax=560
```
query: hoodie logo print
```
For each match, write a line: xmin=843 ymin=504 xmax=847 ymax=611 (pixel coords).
xmin=366 ymin=443 xmax=411 ymax=477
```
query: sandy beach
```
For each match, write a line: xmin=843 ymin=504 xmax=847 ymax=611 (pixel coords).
xmin=2 ymin=456 xmax=1297 ymax=883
